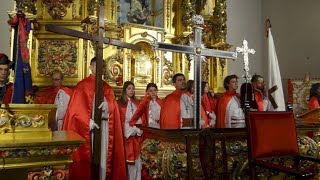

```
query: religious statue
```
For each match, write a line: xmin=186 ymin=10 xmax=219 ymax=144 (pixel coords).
xmin=127 ymin=0 xmax=151 ymax=25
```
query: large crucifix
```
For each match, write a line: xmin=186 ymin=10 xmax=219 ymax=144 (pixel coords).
xmin=45 ymin=1 xmax=140 ymax=179
xmin=153 ymin=15 xmax=237 ymax=129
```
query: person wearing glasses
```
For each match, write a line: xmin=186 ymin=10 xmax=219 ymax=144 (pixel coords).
xmin=34 ymin=70 xmax=72 ymax=130
xmin=34 ymin=70 xmax=72 ymax=104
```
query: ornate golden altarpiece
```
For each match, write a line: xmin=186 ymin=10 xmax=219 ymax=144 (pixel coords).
xmin=9 ymin=0 xmax=231 ymax=96
xmin=0 ymin=104 xmax=84 ymax=179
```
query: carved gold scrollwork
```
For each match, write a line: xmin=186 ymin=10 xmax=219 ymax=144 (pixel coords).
xmin=71 ymin=1 xmax=81 ymax=20
xmin=15 ymin=0 xmax=37 ymax=14
xmin=28 ymin=166 xmax=68 ymax=180
xmin=43 ymin=0 xmax=74 ymax=19
xmin=0 ymin=109 xmax=14 ymax=134
xmin=162 ymin=57 xmax=174 ymax=85
xmin=87 ymin=0 xmax=97 ymax=16
xmin=38 ymin=40 xmax=78 ymax=77
xmin=166 ymin=0 xmax=171 ymax=29
xmin=141 ymin=139 xmax=202 ymax=179
xmin=0 ymin=109 xmax=46 ymax=134
xmin=13 ymin=115 xmax=45 ymax=128
xmin=111 ymin=0 xmax=115 ymax=20
xmin=211 ymin=0 xmax=227 ymax=46
xmin=201 ymin=59 xmax=209 ymax=82
xmin=81 ymin=17 xmax=98 ymax=34
xmin=104 ymin=50 xmax=123 ymax=86
xmin=219 ymin=58 xmax=226 ymax=75
xmin=81 ymin=17 xmax=98 ymax=50
xmin=181 ymin=0 xmax=195 ymax=32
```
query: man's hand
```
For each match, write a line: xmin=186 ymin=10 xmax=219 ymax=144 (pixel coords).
xmin=90 ymin=119 xmax=100 ymax=130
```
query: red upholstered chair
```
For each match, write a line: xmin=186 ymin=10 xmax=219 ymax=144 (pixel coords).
xmin=246 ymin=112 xmax=320 ymax=179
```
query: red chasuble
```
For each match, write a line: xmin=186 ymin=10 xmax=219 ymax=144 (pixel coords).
xmin=117 ymin=98 xmax=143 ymax=163
xmin=130 ymin=94 xmax=163 ymax=127
xmin=160 ymin=90 xmax=184 ymax=129
xmin=202 ymin=93 xmax=217 ymax=114
xmin=2 ymin=83 xmax=13 ymax=104
xmin=308 ymin=96 xmax=319 ymax=110
xmin=216 ymin=90 xmax=239 ymax=128
xmin=62 ymin=74 xmax=127 ymax=180
xmin=34 ymin=86 xmax=72 ymax=104
xmin=160 ymin=90 xmax=209 ymax=129
xmin=253 ymin=90 xmax=264 ymax=111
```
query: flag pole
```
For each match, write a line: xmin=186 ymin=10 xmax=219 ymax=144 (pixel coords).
xmin=265 ymin=19 xmax=271 ymax=38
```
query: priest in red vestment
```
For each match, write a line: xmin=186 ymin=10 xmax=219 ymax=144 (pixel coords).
xmin=308 ymin=83 xmax=320 ymax=110
xmin=34 ymin=70 xmax=72 ymax=104
xmin=62 ymin=57 xmax=126 ymax=180
xmin=216 ymin=75 xmax=245 ymax=128
xmin=34 ymin=70 xmax=73 ymax=130
xmin=0 ymin=53 xmax=13 ymax=104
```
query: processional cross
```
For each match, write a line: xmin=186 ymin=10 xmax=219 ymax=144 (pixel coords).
xmin=236 ymin=40 xmax=278 ymax=109
xmin=153 ymin=15 xmax=237 ymax=129
xmin=236 ymin=40 xmax=255 ymax=105
xmin=236 ymin=40 xmax=255 ymax=83
xmin=45 ymin=1 xmax=140 ymax=179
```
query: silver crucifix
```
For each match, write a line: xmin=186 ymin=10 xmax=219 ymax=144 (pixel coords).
xmin=236 ymin=40 xmax=255 ymax=83
xmin=152 ymin=14 xmax=237 ymax=129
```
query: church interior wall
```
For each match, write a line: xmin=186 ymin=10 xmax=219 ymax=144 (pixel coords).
xmin=226 ymin=0 xmax=263 ymax=90
xmin=262 ymin=0 xmax=320 ymax=101
xmin=262 ymin=0 xmax=320 ymax=80
xmin=0 ymin=1 xmax=14 ymax=56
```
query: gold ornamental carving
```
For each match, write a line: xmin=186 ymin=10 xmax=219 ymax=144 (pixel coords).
xmin=87 ymin=0 xmax=98 ymax=16
xmin=28 ymin=166 xmax=68 ymax=180
xmin=0 ymin=109 xmax=46 ymax=134
xmin=43 ymin=0 xmax=74 ymax=19
xmin=162 ymin=57 xmax=174 ymax=86
xmin=0 ymin=109 xmax=14 ymax=134
xmin=37 ymin=40 xmax=78 ymax=77
xmin=9 ymin=0 xmax=231 ymax=93
xmin=181 ymin=0 xmax=195 ymax=33
xmin=14 ymin=0 xmax=37 ymax=15
xmin=104 ymin=50 xmax=123 ymax=86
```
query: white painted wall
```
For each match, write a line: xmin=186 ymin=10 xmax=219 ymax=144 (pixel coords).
xmin=226 ymin=0 xmax=264 ymax=89
xmin=0 ymin=1 xmax=14 ymax=56
xmin=262 ymin=0 xmax=320 ymax=80
xmin=227 ymin=0 xmax=320 ymax=100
